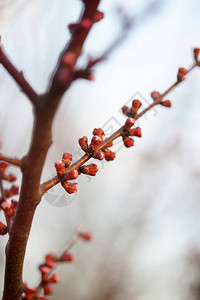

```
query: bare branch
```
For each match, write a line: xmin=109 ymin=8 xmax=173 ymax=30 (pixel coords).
xmin=0 ymin=46 xmax=38 ymax=105
xmin=0 ymin=154 xmax=22 ymax=168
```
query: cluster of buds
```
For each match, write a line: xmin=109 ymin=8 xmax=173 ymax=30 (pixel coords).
xmin=79 ymin=127 xmax=116 ymax=162
xmin=122 ymin=99 xmax=142 ymax=117
xmin=23 ymin=228 xmax=92 ymax=299
xmin=122 ymin=117 xmax=142 ymax=148
xmin=0 ymin=161 xmax=19 ymax=235
xmin=55 ymin=153 xmax=79 ymax=194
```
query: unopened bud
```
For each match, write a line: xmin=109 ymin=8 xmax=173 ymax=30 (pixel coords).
xmin=151 ymin=91 xmax=161 ymax=101
xmin=94 ymin=11 xmax=104 ymax=22
xmin=124 ymin=117 xmax=135 ymax=129
xmin=90 ymin=135 xmax=102 ymax=150
xmin=194 ymin=48 xmax=200 ymax=61
xmin=79 ymin=136 xmax=88 ymax=152
xmin=62 ymin=181 xmax=78 ymax=194
xmin=122 ymin=105 xmax=130 ymax=116
xmin=177 ymin=67 xmax=187 ymax=81
xmin=93 ymin=151 xmax=105 ymax=160
xmin=131 ymin=99 xmax=142 ymax=115
xmin=93 ymin=128 xmax=104 ymax=140
xmin=62 ymin=152 xmax=72 ymax=167
xmin=63 ymin=169 xmax=79 ymax=180
xmin=79 ymin=164 xmax=98 ymax=176
xmin=123 ymin=137 xmax=134 ymax=148
xmin=78 ymin=231 xmax=92 ymax=241
xmin=60 ymin=251 xmax=75 ymax=262
xmin=1 ymin=201 xmax=12 ymax=216
xmin=129 ymin=127 xmax=142 ymax=138
xmin=0 ymin=222 xmax=7 ymax=235
xmin=160 ymin=100 xmax=172 ymax=107
xmin=55 ymin=160 xmax=65 ymax=177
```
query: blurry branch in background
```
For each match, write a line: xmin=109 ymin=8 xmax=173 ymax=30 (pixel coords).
xmin=22 ymin=226 xmax=92 ymax=299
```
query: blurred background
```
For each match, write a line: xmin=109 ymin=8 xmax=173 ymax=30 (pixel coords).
xmin=0 ymin=0 xmax=200 ymax=299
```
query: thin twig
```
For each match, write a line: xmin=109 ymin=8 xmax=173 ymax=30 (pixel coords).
xmin=0 ymin=154 xmax=22 ymax=168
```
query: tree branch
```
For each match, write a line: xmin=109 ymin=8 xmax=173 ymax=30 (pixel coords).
xmin=0 ymin=46 xmax=38 ymax=105
xmin=2 ymin=1 xmax=102 ymax=299
xmin=0 ymin=154 xmax=22 ymax=168
xmin=40 ymin=61 xmax=199 ymax=195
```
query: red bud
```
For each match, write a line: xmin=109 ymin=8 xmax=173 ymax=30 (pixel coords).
xmin=177 ymin=67 xmax=187 ymax=81
xmin=79 ymin=164 xmax=98 ymax=176
xmin=151 ymin=91 xmax=161 ymax=101
xmin=63 ymin=169 xmax=79 ymax=180
xmin=123 ymin=137 xmax=134 ymax=147
xmin=62 ymin=181 xmax=78 ymax=194
xmin=62 ymin=152 xmax=72 ymax=167
xmin=55 ymin=160 xmax=65 ymax=177
xmin=194 ymin=48 xmax=200 ymax=61
xmin=79 ymin=136 xmax=88 ymax=152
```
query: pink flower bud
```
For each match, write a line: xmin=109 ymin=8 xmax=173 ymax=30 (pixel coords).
xmin=81 ymin=19 xmax=93 ymax=30
xmin=62 ymin=51 xmax=77 ymax=69
xmin=47 ymin=274 xmax=60 ymax=284
xmin=5 ymin=185 xmax=19 ymax=198
xmin=39 ymin=265 xmax=51 ymax=276
xmin=0 ymin=222 xmax=7 ymax=235
xmin=129 ymin=127 xmax=142 ymax=138
xmin=79 ymin=136 xmax=88 ymax=152
xmin=0 ymin=162 xmax=8 ymax=174
xmin=25 ymin=287 xmax=36 ymax=299
xmin=1 ymin=201 xmax=12 ymax=216
xmin=194 ymin=48 xmax=200 ymax=61
xmin=11 ymin=199 xmax=18 ymax=215
xmin=55 ymin=160 xmax=65 ymax=177
xmin=63 ymin=169 xmax=79 ymax=180
xmin=123 ymin=137 xmax=134 ymax=148
xmin=62 ymin=182 xmax=78 ymax=194
xmin=177 ymin=67 xmax=187 ymax=81
xmin=60 ymin=251 xmax=75 ymax=262
xmin=160 ymin=100 xmax=172 ymax=107
xmin=122 ymin=105 xmax=130 ymax=116
xmin=44 ymin=284 xmax=53 ymax=295
xmin=3 ymin=173 xmax=17 ymax=182
xmin=79 ymin=164 xmax=98 ymax=176
xmin=151 ymin=91 xmax=161 ymax=101
xmin=90 ymin=135 xmax=102 ymax=150
xmin=124 ymin=117 xmax=135 ymax=129
xmin=131 ymin=99 xmax=142 ymax=115
xmin=93 ymin=128 xmax=104 ymax=140
xmin=62 ymin=152 xmax=72 ymax=167
xmin=78 ymin=231 xmax=92 ymax=241
xmin=45 ymin=253 xmax=57 ymax=269
xmin=93 ymin=151 xmax=105 ymax=160
xmin=94 ymin=11 xmax=104 ymax=22
xmin=103 ymin=148 xmax=116 ymax=161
